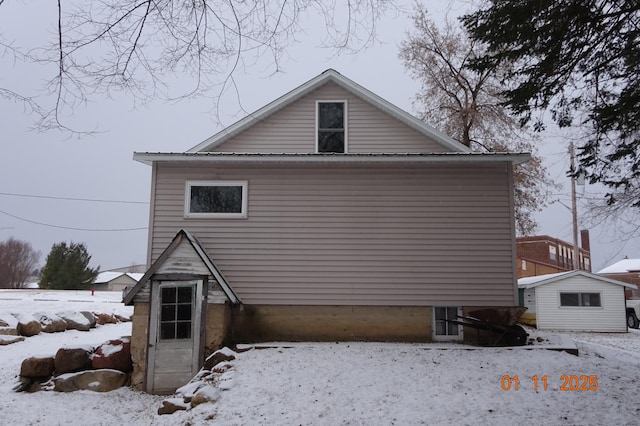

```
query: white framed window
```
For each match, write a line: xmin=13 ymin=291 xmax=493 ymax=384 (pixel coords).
xmin=433 ymin=306 xmax=463 ymax=341
xmin=316 ymin=100 xmax=347 ymax=153
xmin=549 ymin=245 xmax=557 ymax=261
xmin=185 ymin=181 xmax=248 ymax=218
xmin=559 ymin=292 xmax=602 ymax=307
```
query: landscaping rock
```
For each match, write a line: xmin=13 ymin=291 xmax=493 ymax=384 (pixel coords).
xmin=0 ymin=318 xmax=8 ymax=327
xmin=17 ymin=319 xmax=41 ymax=337
xmin=94 ymin=312 xmax=117 ymax=325
xmin=54 ymin=347 xmax=92 ymax=374
xmin=20 ymin=356 xmax=55 ymax=378
xmin=191 ymin=386 xmax=221 ymax=407
xmin=92 ymin=338 xmax=132 ymax=372
xmin=203 ymin=350 xmax=236 ymax=370
xmin=36 ymin=313 xmax=67 ymax=333
xmin=57 ymin=311 xmax=92 ymax=331
xmin=53 ymin=369 xmax=128 ymax=392
xmin=158 ymin=398 xmax=190 ymax=415
xmin=0 ymin=327 xmax=17 ymax=336
xmin=80 ymin=311 xmax=97 ymax=328
xmin=0 ymin=335 xmax=24 ymax=345
xmin=114 ymin=314 xmax=131 ymax=322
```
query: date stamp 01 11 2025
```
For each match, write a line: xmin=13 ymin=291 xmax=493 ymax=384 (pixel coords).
xmin=500 ymin=375 xmax=599 ymax=392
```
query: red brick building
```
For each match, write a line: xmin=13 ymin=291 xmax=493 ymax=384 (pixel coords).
xmin=598 ymin=259 xmax=640 ymax=299
xmin=516 ymin=231 xmax=592 ymax=278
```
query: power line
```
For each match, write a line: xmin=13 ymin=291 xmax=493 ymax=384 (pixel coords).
xmin=0 ymin=191 xmax=148 ymax=205
xmin=0 ymin=209 xmax=148 ymax=232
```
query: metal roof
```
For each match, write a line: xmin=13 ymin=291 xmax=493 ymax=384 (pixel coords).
xmin=133 ymin=151 xmax=531 ymax=166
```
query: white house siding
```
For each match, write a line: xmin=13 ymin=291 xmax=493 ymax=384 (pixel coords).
xmin=210 ymin=82 xmax=449 ymax=154
xmin=534 ymin=275 xmax=627 ymax=332
xmin=148 ymin=161 xmax=517 ymax=306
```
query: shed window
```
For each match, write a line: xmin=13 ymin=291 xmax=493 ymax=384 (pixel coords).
xmin=560 ymin=292 xmax=601 ymax=307
xmin=185 ymin=181 xmax=248 ymax=218
xmin=317 ymin=101 xmax=346 ymax=153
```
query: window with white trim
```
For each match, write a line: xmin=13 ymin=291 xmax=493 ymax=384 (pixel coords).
xmin=317 ymin=101 xmax=346 ymax=153
xmin=433 ymin=306 xmax=463 ymax=340
xmin=559 ymin=292 xmax=601 ymax=307
xmin=185 ymin=181 xmax=248 ymax=218
xmin=159 ymin=285 xmax=194 ymax=340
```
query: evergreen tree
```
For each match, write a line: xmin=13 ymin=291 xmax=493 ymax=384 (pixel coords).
xmin=39 ymin=242 xmax=99 ymax=290
xmin=462 ymin=1 xmax=640 ymax=207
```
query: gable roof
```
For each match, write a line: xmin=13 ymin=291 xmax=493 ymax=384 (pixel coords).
xmin=597 ymin=258 xmax=640 ymax=274
xmin=123 ymin=229 xmax=240 ymax=305
xmin=518 ymin=270 xmax=637 ymax=290
xmin=187 ymin=69 xmax=472 ymax=154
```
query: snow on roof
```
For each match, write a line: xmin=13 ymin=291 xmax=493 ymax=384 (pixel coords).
xmin=125 ymin=273 xmax=144 ymax=282
xmin=94 ymin=271 xmax=124 ymax=283
xmin=597 ymin=258 xmax=640 ymax=274
xmin=518 ymin=271 xmax=572 ymax=287
xmin=518 ymin=270 xmax=637 ymax=289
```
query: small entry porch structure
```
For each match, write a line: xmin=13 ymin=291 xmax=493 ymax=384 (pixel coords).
xmin=123 ymin=229 xmax=240 ymax=394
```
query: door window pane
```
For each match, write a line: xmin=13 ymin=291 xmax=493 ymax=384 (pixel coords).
xmin=159 ymin=285 xmax=194 ymax=340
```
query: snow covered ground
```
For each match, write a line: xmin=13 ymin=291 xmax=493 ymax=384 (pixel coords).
xmin=2 ymin=290 xmax=640 ymax=425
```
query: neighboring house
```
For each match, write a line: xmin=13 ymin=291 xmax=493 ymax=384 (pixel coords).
xmin=598 ymin=258 xmax=640 ymax=299
xmin=107 ymin=264 xmax=147 ymax=274
xmin=516 ymin=231 xmax=592 ymax=279
xmin=518 ymin=270 xmax=636 ymax=332
xmin=93 ymin=271 xmax=143 ymax=292
xmin=127 ymin=69 xmax=530 ymax=394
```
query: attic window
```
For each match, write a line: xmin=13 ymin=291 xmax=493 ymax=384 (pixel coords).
xmin=185 ymin=181 xmax=248 ymax=218
xmin=317 ymin=101 xmax=347 ymax=153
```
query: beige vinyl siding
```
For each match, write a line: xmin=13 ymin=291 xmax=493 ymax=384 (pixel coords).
xmin=211 ymin=82 xmax=449 ymax=154
xmin=149 ymin=162 xmax=516 ymax=306
xmin=534 ymin=276 xmax=627 ymax=332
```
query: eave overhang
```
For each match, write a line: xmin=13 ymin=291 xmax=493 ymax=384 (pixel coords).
xmin=133 ymin=152 xmax=532 ymax=166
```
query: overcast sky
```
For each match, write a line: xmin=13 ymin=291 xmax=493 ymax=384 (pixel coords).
xmin=1 ymin=1 xmax=637 ymax=272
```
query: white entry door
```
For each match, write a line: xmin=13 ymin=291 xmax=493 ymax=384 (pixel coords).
xmin=147 ymin=280 xmax=203 ymax=394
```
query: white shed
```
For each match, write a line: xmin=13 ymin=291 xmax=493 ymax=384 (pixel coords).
xmin=518 ymin=270 xmax=636 ymax=332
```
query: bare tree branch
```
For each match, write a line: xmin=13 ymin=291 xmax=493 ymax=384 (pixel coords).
xmin=400 ymin=5 xmax=558 ymax=235
xmin=1 ymin=0 xmax=396 ymax=133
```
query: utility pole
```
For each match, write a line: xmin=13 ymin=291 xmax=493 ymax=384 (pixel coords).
xmin=570 ymin=142 xmax=580 ymax=270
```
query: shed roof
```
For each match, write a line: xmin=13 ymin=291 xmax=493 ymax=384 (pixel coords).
xmin=518 ymin=270 xmax=637 ymax=290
